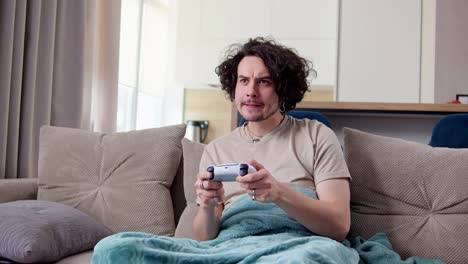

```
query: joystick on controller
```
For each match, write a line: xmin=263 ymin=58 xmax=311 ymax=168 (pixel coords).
xmin=207 ymin=163 xmax=257 ymax=182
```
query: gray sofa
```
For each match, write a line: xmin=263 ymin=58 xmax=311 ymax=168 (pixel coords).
xmin=1 ymin=125 xmax=467 ymax=263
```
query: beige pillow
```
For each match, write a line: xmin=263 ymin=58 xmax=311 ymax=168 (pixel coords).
xmin=344 ymin=128 xmax=468 ymax=264
xmin=174 ymin=138 xmax=205 ymax=238
xmin=38 ymin=124 xmax=186 ymax=236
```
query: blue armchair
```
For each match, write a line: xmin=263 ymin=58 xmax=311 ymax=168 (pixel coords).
xmin=429 ymin=114 xmax=468 ymax=148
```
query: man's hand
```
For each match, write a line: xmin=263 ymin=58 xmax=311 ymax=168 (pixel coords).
xmin=236 ymin=159 xmax=285 ymax=203
xmin=193 ymin=170 xmax=225 ymax=241
xmin=195 ymin=170 xmax=225 ymax=208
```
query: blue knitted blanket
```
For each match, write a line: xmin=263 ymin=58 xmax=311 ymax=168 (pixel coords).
xmin=92 ymin=188 xmax=443 ymax=264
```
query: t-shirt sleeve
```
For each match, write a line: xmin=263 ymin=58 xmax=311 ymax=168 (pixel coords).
xmin=199 ymin=146 xmax=216 ymax=172
xmin=312 ymin=123 xmax=351 ymax=185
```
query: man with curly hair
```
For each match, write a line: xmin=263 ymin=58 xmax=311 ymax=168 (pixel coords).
xmin=92 ymin=37 xmax=357 ymax=263
xmin=193 ymin=37 xmax=352 ymax=242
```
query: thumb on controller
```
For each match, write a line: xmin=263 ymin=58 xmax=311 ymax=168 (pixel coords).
xmin=247 ymin=159 xmax=264 ymax=171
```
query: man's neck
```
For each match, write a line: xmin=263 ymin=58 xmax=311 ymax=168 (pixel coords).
xmin=247 ymin=112 xmax=285 ymax=137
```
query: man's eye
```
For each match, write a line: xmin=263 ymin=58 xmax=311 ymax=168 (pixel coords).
xmin=239 ymin=79 xmax=248 ymax=84
xmin=259 ymin=80 xmax=270 ymax=85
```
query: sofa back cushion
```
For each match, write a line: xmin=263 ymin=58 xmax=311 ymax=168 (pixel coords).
xmin=344 ymin=128 xmax=468 ymax=263
xmin=174 ymin=138 xmax=205 ymax=238
xmin=181 ymin=138 xmax=205 ymax=203
xmin=170 ymin=162 xmax=186 ymax=226
xmin=38 ymin=125 xmax=186 ymax=236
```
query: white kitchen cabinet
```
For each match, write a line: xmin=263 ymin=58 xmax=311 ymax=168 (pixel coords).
xmin=271 ymin=0 xmax=339 ymax=40
xmin=338 ymin=0 xmax=422 ymax=103
xmin=200 ymin=0 xmax=271 ymax=39
xmin=175 ymin=0 xmax=339 ymax=89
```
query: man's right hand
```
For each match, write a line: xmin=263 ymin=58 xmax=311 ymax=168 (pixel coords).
xmin=195 ymin=170 xmax=225 ymax=208
xmin=193 ymin=170 xmax=225 ymax=241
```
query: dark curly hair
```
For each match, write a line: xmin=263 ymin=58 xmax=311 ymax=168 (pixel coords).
xmin=215 ymin=37 xmax=316 ymax=112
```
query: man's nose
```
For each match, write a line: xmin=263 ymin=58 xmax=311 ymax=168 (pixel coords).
xmin=246 ymin=82 xmax=258 ymax=97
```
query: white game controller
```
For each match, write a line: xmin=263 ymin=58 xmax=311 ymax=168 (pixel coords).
xmin=207 ymin=163 xmax=257 ymax=182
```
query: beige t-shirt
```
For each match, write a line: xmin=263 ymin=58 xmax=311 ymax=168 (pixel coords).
xmin=198 ymin=115 xmax=351 ymax=209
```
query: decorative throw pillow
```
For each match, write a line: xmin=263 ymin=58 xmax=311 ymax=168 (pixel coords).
xmin=344 ymin=128 xmax=468 ymax=264
xmin=174 ymin=138 xmax=205 ymax=238
xmin=0 ymin=200 xmax=112 ymax=263
xmin=37 ymin=124 xmax=186 ymax=236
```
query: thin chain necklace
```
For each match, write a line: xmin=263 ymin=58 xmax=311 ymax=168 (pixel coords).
xmin=244 ymin=115 xmax=285 ymax=143
xmin=245 ymin=124 xmax=263 ymax=142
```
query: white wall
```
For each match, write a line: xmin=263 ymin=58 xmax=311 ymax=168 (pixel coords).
xmin=434 ymin=0 xmax=468 ymax=103
xmin=420 ymin=0 xmax=436 ymax=103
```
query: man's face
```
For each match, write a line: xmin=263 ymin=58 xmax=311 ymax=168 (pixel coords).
xmin=234 ymin=56 xmax=280 ymax=122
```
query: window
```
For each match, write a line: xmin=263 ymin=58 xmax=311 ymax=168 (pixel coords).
xmin=117 ymin=0 xmax=175 ymax=132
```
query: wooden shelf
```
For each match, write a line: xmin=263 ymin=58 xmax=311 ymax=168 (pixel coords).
xmin=231 ymin=102 xmax=468 ymax=130
xmin=295 ymin=101 xmax=468 ymax=113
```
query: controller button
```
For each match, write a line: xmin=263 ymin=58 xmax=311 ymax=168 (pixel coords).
xmin=239 ymin=163 xmax=248 ymax=170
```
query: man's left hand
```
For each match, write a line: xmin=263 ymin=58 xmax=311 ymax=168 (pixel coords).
xmin=236 ymin=159 xmax=285 ymax=203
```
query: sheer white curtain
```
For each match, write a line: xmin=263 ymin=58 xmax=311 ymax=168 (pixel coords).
xmin=0 ymin=0 xmax=121 ymax=179
xmin=117 ymin=0 xmax=178 ymax=132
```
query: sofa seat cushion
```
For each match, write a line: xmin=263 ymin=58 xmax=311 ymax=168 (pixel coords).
xmin=0 ymin=201 xmax=110 ymax=263
xmin=37 ymin=125 xmax=186 ymax=236
xmin=55 ymin=250 xmax=93 ymax=264
xmin=344 ymin=128 xmax=468 ymax=264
